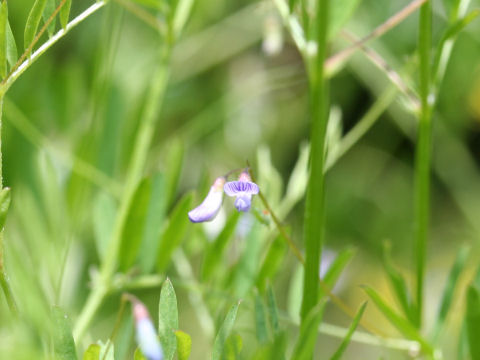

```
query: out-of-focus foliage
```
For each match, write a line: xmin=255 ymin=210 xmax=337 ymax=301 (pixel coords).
xmin=0 ymin=0 xmax=479 ymax=359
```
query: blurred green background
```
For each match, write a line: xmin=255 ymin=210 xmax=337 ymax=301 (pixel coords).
xmin=1 ymin=0 xmax=480 ymax=359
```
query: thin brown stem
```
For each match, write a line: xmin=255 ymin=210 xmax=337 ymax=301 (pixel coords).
xmin=325 ymin=0 xmax=427 ymax=71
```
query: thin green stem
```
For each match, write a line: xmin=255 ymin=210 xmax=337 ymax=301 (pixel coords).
xmin=301 ymin=0 xmax=329 ymax=321
xmin=73 ymin=46 xmax=171 ymax=342
xmin=414 ymin=0 xmax=432 ymax=329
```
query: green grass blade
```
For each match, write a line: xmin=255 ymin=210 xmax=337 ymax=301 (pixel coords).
xmin=42 ymin=0 xmax=56 ymax=37
xmin=175 ymin=330 xmax=192 ymax=360
xmin=52 ymin=306 xmax=78 ymax=360
xmin=82 ymin=344 xmax=100 ymax=360
xmin=159 ymin=278 xmax=179 ymax=360
xmin=432 ymin=245 xmax=469 ymax=341
xmin=24 ymin=0 xmax=47 ymax=51
xmin=329 ymin=0 xmax=360 ymax=38
xmin=211 ymin=302 xmax=241 ymax=360
xmin=119 ymin=178 xmax=151 ymax=271
xmin=254 ymin=292 xmax=269 ymax=344
xmin=266 ymin=284 xmax=280 ymax=336
xmin=319 ymin=247 xmax=356 ymax=299
xmin=256 ymin=234 xmax=287 ymax=292
xmin=59 ymin=0 xmax=72 ymax=30
xmin=329 ymin=302 xmax=367 ymax=360
xmin=138 ymin=173 xmax=167 ymax=273
xmin=301 ymin=0 xmax=329 ymax=321
xmin=6 ymin=20 xmax=17 ymax=68
xmin=92 ymin=192 xmax=117 ymax=262
xmin=0 ymin=187 xmax=11 ymax=230
xmin=382 ymin=241 xmax=415 ymax=323
xmin=156 ymin=192 xmax=193 ymax=271
xmin=0 ymin=1 xmax=7 ymax=79
xmin=363 ymin=286 xmax=433 ymax=355
xmin=291 ymin=300 xmax=326 ymax=360
xmin=201 ymin=211 xmax=240 ymax=281
xmin=466 ymin=285 xmax=480 ymax=360
xmin=164 ymin=139 xmax=184 ymax=208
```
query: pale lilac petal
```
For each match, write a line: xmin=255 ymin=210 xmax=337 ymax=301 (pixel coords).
xmin=234 ymin=194 xmax=252 ymax=212
xmin=223 ymin=181 xmax=259 ymax=196
xmin=136 ymin=318 xmax=164 ymax=360
xmin=188 ymin=187 xmax=223 ymax=223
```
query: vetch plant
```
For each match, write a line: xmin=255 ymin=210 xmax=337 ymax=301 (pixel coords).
xmin=188 ymin=168 xmax=259 ymax=223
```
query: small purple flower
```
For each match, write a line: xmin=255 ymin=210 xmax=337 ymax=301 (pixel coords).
xmin=188 ymin=177 xmax=226 ymax=223
xmin=224 ymin=171 xmax=259 ymax=212
xmin=133 ymin=301 xmax=164 ymax=360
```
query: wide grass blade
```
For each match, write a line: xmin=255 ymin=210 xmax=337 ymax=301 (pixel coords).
xmin=266 ymin=284 xmax=280 ymax=336
xmin=0 ymin=187 xmax=11 ymax=230
xmin=211 ymin=302 xmax=241 ymax=360
xmin=291 ymin=300 xmax=326 ymax=360
xmin=466 ymin=285 xmax=480 ymax=360
xmin=6 ymin=21 xmax=17 ymax=68
xmin=329 ymin=302 xmax=367 ymax=360
xmin=156 ymin=192 xmax=193 ymax=271
xmin=82 ymin=344 xmax=100 ymax=360
xmin=159 ymin=278 xmax=179 ymax=360
xmin=24 ymin=0 xmax=47 ymax=51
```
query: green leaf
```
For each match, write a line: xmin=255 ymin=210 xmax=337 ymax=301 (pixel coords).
xmin=432 ymin=10 xmax=480 ymax=81
xmin=254 ymin=292 xmax=268 ymax=344
xmin=266 ymin=284 xmax=280 ymax=336
xmin=6 ymin=21 xmax=17 ymax=68
xmin=164 ymin=138 xmax=184 ymax=208
xmin=175 ymin=330 xmax=192 ymax=360
xmin=52 ymin=306 xmax=78 ymax=360
xmin=202 ymin=211 xmax=240 ymax=281
xmin=133 ymin=348 xmax=147 ymax=360
xmin=433 ymin=245 xmax=469 ymax=341
xmin=0 ymin=1 xmax=8 ymax=79
xmin=381 ymin=241 xmax=415 ymax=323
xmin=138 ymin=174 xmax=167 ymax=273
xmin=466 ymin=285 xmax=480 ymax=360
xmin=158 ymin=278 xmax=179 ymax=360
xmin=0 ymin=187 xmax=11 ymax=230
xmin=291 ymin=300 xmax=325 ymax=360
xmin=211 ymin=302 xmax=241 ymax=360
xmin=42 ymin=0 xmax=56 ymax=37
xmin=119 ymin=178 xmax=151 ymax=271
xmin=24 ymin=0 xmax=47 ymax=51
xmin=59 ymin=0 xmax=72 ymax=30
xmin=363 ymin=286 xmax=433 ymax=354
xmin=98 ymin=340 xmax=114 ymax=360
xmin=329 ymin=0 xmax=360 ymax=38
xmin=93 ymin=192 xmax=117 ymax=261
xmin=442 ymin=0 xmax=461 ymax=22
xmin=82 ymin=344 xmax=100 ymax=360
xmin=329 ymin=302 xmax=367 ymax=360
xmin=256 ymin=233 xmax=287 ymax=292
xmin=319 ymin=247 xmax=356 ymax=299
xmin=224 ymin=333 xmax=243 ymax=360
xmin=156 ymin=192 xmax=193 ymax=271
